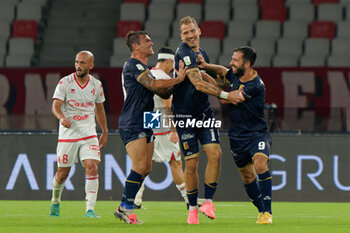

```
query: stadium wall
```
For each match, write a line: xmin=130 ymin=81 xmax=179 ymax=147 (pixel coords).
xmin=1 ymin=133 xmax=350 ymax=202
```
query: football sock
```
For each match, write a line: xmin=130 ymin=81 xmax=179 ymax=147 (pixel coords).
xmin=134 ymin=181 xmax=145 ymax=205
xmin=187 ymin=189 xmax=199 ymax=207
xmin=258 ymin=170 xmax=272 ymax=214
xmin=176 ymin=182 xmax=189 ymax=204
xmin=244 ymin=178 xmax=265 ymax=213
xmin=120 ymin=170 xmax=142 ymax=210
xmin=51 ymin=177 xmax=65 ymax=204
xmin=85 ymin=175 xmax=99 ymax=212
xmin=204 ymin=182 xmax=217 ymax=200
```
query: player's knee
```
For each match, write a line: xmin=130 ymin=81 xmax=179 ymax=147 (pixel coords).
xmin=241 ymin=172 xmax=256 ymax=184
xmin=255 ymin=163 xmax=268 ymax=174
xmin=55 ymin=172 xmax=69 ymax=183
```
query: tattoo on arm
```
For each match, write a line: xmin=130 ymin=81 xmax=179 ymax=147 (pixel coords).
xmin=138 ymin=73 xmax=156 ymax=92
xmin=188 ymin=70 xmax=221 ymax=97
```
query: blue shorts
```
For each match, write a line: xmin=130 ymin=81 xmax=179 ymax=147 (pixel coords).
xmin=176 ymin=110 xmax=220 ymax=159
xmin=119 ymin=128 xmax=154 ymax=145
xmin=229 ymin=133 xmax=271 ymax=168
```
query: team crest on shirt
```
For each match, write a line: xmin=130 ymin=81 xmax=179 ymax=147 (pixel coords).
xmin=183 ymin=56 xmax=191 ymax=66
xmin=239 ymin=84 xmax=245 ymax=90
xmin=183 ymin=142 xmax=189 ymax=150
xmin=136 ymin=64 xmax=145 ymax=71
xmin=91 ymin=88 xmax=95 ymax=96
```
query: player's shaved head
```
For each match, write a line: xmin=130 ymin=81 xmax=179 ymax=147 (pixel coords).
xmin=76 ymin=50 xmax=94 ymax=64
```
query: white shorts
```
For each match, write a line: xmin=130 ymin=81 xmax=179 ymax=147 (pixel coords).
xmin=153 ymin=133 xmax=181 ymax=163
xmin=56 ymin=137 xmax=100 ymax=167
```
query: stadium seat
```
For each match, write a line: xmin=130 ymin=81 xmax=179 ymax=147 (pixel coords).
xmin=227 ymin=20 xmax=254 ymax=40
xmin=232 ymin=0 xmax=257 ymax=4
xmin=250 ymin=38 xmax=276 ymax=57
xmin=8 ymin=38 xmax=34 ymax=56
xmin=260 ymin=3 xmax=287 ymax=22
xmin=0 ymin=38 xmax=7 ymax=58
xmin=21 ymin=0 xmax=47 ymax=5
xmin=259 ymin=0 xmax=285 ymax=7
xmin=0 ymin=4 xmax=16 ymax=23
xmin=167 ymin=37 xmax=182 ymax=50
xmin=282 ymin=21 xmax=308 ymax=39
xmin=276 ymin=38 xmax=303 ymax=57
xmin=179 ymin=0 xmax=204 ymax=4
xmin=120 ymin=3 xmax=146 ymax=21
xmin=289 ymin=3 xmax=315 ymax=23
xmin=176 ymin=3 xmax=202 ymax=23
xmin=327 ymin=55 xmax=350 ymax=67
xmin=204 ymin=3 xmax=230 ymax=23
xmin=0 ymin=21 xmax=11 ymax=40
xmin=2 ymin=0 xmax=20 ymax=5
xmin=222 ymin=37 xmax=249 ymax=55
xmin=144 ymin=20 xmax=171 ymax=40
xmin=345 ymin=5 xmax=350 ymax=20
xmin=218 ymin=53 xmax=233 ymax=65
xmin=110 ymin=53 xmax=131 ymax=67
xmin=5 ymin=54 xmax=32 ymax=67
xmin=113 ymin=37 xmax=130 ymax=56
xmin=304 ymin=38 xmax=330 ymax=56
xmin=317 ymin=3 xmax=343 ymax=22
xmin=12 ymin=20 xmax=38 ymax=40
xmin=171 ymin=21 xmax=181 ymax=39
xmin=232 ymin=3 xmax=259 ymax=23
xmin=313 ymin=0 xmax=339 ymax=5
xmin=151 ymin=0 xmax=177 ymax=7
xmin=16 ymin=2 xmax=42 ymax=22
xmin=255 ymin=20 xmax=281 ymax=40
xmin=117 ymin=21 xmax=142 ymax=37
xmin=272 ymin=55 xmax=299 ymax=67
xmin=285 ymin=0 xmax=312 ymax=5
xmin=337 ymin=21 xmax=350 ymax=38
xmin=200 ymin=21 xmax=226 ymax=40
xmin=254 ymin=53 xmax=272 ymax=67
xmin=331 ymin=38 xmax=350 ymax=55
xmin=123 ymin=0 xmax=149 ymax=5
xmin=200 ymin=37 xmax=221 ymax=59
xmin=340 ymin=0 xmax=350 ymax=5
xmin=310 ymin=21 xmax=336 ymax=39
xmin=299 ymin=55 xmax=326 ymax=66
xmin=207 ymin=0 xmax=230 ymax=3
xmin=147 ymin=2 xmax=174 ymax=22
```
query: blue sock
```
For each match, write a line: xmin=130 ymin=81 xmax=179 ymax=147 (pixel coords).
xmin=244 ymin=178 xmax=265 ymax=213
xmin=258 ymin=170 xmax=272 ymax=214
xmin=120 ymin=170 xmax=142 ymax=209
xmin=204 ymin=182 xmax=217 ymax=200
xmin=187 ymin=189 xmax=198 ymax=207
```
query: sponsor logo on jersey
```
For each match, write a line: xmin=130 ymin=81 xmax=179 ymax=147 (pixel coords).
xmin=143 ymin=110 xmax=161 ymax=129
xmin=89 ymin=145 xmax=100 ymax=151
xmin=136 ymin=64 xmax=145 ymax=71
xmin=183 ymin=56 xmax=191 ymax=66
xmin=67 ymin=100 xmax=94 ymax=108
xmin=73 ymin=114 xmax=89 ymax=121
xmin=181 ymin=133 xmax=195 ymax=140
xmin=70 ymin=89 xmax=76 ymax=94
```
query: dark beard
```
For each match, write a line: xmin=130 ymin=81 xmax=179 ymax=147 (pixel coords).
xmin=76 ymin=70 xmax=87 ymax=78
xmin=234 ymin=67 xmax=245 ymax=77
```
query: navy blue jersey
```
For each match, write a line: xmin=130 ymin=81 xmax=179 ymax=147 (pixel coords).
xmin=118 ymin=58 xmax=155 ymax=129
xmin=172 ymin=42 xmax=211 ymax=117
xmin=226 ymin=69 xmax=269 ymax=139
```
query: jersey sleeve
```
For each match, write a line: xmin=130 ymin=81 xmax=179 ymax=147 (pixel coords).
xmin=52 ymin=78 xmax=67 ymax=101
xmin=96 ymin=81 xmax=105 ymax=103
xmin=241 ymin=82 xmax=261 ymax=100
xmin=178 ymin=46 xmax=198 ymax=72
xmin=225 ymin=68 xmax=235 ymax=83
xmin=128 ymin=61 xmax=149 ymax=82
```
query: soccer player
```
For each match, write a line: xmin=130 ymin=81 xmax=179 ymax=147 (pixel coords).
xmin=49 ymin=51 xmax=108 ymax=218
xmin=114 ymin=31 xmax=186 ymax=224
xmin=197 ymin=46 xmax=273 ymax=224
xmin=172 ymin=16 xmax=237 ymax=224
xmin=133 ymin=47 xmax=188 ymax=209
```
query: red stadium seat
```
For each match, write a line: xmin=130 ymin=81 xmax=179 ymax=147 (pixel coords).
xmin=117 ymin=20 xmax=142 ymax=37
xmin=259 ymin=0 xmax=284 ymax=7
xmin=260 ymin=4 xmax=287 ymax=22
xmin=313 ymin=0 xmax=338 ymax=5
xmin=179 ymin=0 xmax=204 ymax=4
xmin=12 ymin=20 xmax=38 ymax=40
xmin=310 ymin=21 xmax=336 ymax=39
xmin=200 ymin=21 xmax=226 ymax=40
xmin=123 ymin=0 xmax=149 ymax=5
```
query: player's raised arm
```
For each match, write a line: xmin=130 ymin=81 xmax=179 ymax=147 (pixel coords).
xmin=137 ymin=60 xmax=186 ymax=99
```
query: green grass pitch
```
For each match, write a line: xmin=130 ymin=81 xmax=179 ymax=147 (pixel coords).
xmin=0 ymin=201 xmax=349 ymax=233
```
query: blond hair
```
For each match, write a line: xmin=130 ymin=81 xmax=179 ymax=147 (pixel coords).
xmin=179 ymin=16 xmax=198 ymax=30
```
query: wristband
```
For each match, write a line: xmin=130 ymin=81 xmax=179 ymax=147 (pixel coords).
xmin=219 ymin=91 xmax=229 ymax=100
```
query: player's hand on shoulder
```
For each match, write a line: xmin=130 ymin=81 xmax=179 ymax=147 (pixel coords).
xmin=169 ymin=131 xmax=179 ymax=143
xmin=175 ymin=60 xmax=186 ymax=83
xmin=60 ymin=117 xmax=72 ymax=128
xmin=196 ymin=54 xmax=207 ymax=69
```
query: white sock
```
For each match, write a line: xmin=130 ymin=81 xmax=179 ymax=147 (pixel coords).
xmin=51 ymin=177 xmax=65 ymax=204
xmin=85 ymin=176 xmax=99 ymax=212
xmin=189 ymin=205 xmax=198 ymax=210
xmin=176 ymin=183 xmax=189 ymax=204
xmin=134 ymin=182 xmax=145 ymax=206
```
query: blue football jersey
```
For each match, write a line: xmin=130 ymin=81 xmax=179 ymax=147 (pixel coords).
xmin=172 ymin=42 xmax=211 ymax=117
xmin=226 ymin=69 xmax=269 ymax=138
xmin=118 ymin=58 xmax=155 ymax=129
